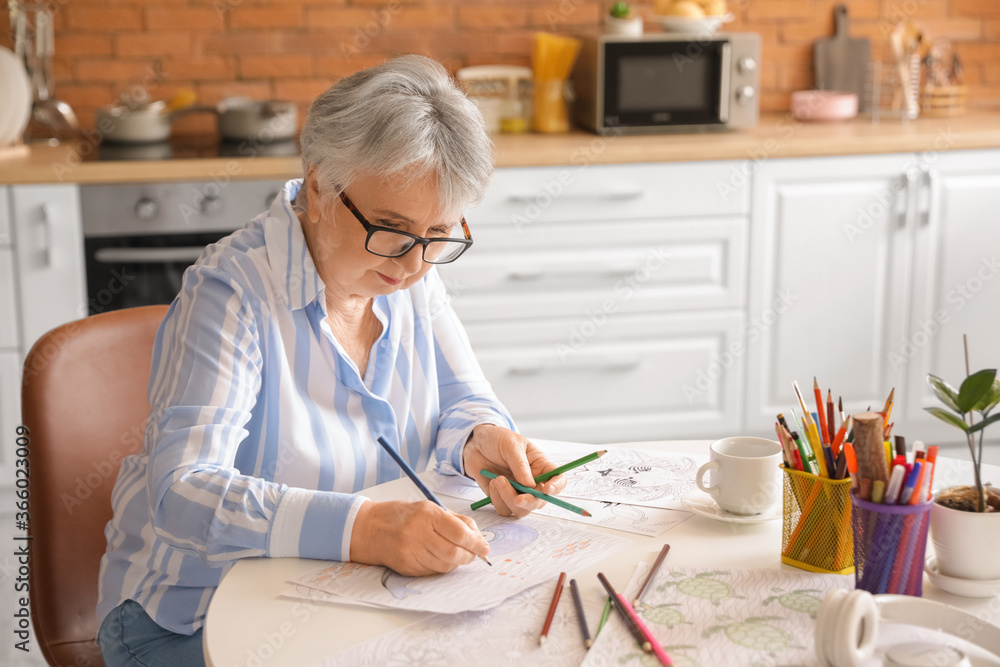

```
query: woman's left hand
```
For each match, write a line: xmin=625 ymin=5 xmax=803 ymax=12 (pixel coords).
xmin=463 ymin=424 xmax=566 ymax=518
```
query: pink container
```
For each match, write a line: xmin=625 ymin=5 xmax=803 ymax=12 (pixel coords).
xmin=791 ymin=90 xmax=859 ymax=122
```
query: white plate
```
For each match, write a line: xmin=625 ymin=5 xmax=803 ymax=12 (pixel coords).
xmin=924 ymin=556 xmax=1000 ymax=598
xmin=0 ymin=47 xmax=32 ymax=148
xmin=652 ymin=13 xmax=733 ymax=34
xmin=681 ymin=489 xmax=780 ymax=524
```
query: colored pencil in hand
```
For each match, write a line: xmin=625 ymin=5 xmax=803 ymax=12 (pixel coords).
xmin=470 ymin=449 xmax=606 ymax=511
xmin=633 ymin=543 xmax=671 ymax=607
xmin=376 ymin=437 xmax=491 ymax=566
xmin=569 ymin=578 xmax=592 ymax=648
xmin=540 ymin=572 xmax=566 ymax=645
xmin=479 ymin=470 xmax=592 ymax=516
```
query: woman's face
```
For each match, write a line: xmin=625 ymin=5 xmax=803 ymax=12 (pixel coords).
xmin=299 ymin=169 xmax=457 ymax=301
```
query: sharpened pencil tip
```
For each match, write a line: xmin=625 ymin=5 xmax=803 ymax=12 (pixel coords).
xmin=597 ymin=450 xmax=608 ymax=456
xmin=642 ymin=642 xmax=653 ymax=653
xmin=539 ymin=635 xmax=547 ymax=646
xmin=582 ymin=510 xmax=592 ymax=517
xmin=585 ymin=639 xmax=593 ymax=648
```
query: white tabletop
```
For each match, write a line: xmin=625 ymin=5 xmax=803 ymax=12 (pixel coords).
xmin=203 ymin=440 xmax=999 ymax=667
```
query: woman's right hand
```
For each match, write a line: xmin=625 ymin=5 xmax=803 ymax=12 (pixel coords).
xmin=349 ymin=500 xmax=490 ymax=576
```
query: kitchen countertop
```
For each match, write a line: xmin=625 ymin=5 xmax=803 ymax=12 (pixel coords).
xmin=2 ymin=109 xmax=999 ymax=185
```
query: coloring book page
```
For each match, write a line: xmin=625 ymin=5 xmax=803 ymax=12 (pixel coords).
xmin=582 ymin=565 xmax=852 ymax=667
xmin=537 ymin=441 xmax=708 ymax=511
xmin=429 ymin=471 xmax=694 ymax=537
xmin=309 ymin=573 xmax=608 ymax=667
xmin=282 ymin=510 xmax=628 ymax=614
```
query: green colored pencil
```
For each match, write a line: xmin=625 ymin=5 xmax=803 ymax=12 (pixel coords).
xmin=470 ymin=449 xmax=606 ymax=511
xmin=479 ymin=470 xmax=591 ymax=517
xmin=596 ymin=596 xmax=613 ymax=636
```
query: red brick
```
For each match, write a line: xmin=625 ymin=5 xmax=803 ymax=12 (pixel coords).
xmin=229 ymin=6 xmax=304 ymax=29
xmin=116 ymin=33 xmax=192 ymax=57
xmin=161 ymin=57 xmax=237 ymax=81
xmin=66 ymin=7 xmax=143 ymax=32
xmin=494 ymin=31 xmax=535 ymax=55
xmin=986 ymin=19 xmax=1000 ymax=38
xmin=196 ymin=32 xmax=281 ymax=55
xmin=530 ymin=3 xmax=601 ymax=29
xmin=777 ymin=63 xmax=813 ymax=90
xmin=55 ymin=34 xmax=114 ymax=57
xmin=273 ymin=78 xmax=335 ymax=103
xmin=917 ymin=17 xmax=983 ymax=40
xmin=951 ymin=0 xmax=1000 ymax=16
xmin=56 ymin=83 xmax=115 ymax=108
xmin=75 ymin=59 xmax=158 ymax=83
xmin=747 ymin=0 xmax=814 ymax=21
xmin=314 ymin=55 xmax=387 ymax=79
xmin=240 ymin=55 xmax=314 ymax=78
xmin=458 ymin=6 xmax=529 ymax=29
xmin=780 ymin=17 xmax=835 ymax=43
xmin=145 ymin=7 xmax=224 ymax=31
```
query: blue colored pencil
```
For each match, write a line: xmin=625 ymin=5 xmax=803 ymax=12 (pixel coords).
xmin=376 ymin=437 xmax=491 ymax=566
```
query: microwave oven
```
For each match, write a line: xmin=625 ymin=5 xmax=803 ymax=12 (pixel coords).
xmin=571 ymin=32 xmax=761 ymax=135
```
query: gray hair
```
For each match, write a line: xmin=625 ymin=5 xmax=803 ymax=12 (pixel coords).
xmin=295 ymin=55 xmax=494 ymax=219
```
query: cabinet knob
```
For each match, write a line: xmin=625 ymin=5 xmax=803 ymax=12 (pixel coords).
xmin=135 ymin=197 xmax=158 ymax=221
xmin=737 ymin=57 xmax=757 ymax=74
xmin=200 ymin=195 xmax=222 ymax=215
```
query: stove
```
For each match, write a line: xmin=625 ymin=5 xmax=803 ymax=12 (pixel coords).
xmin=80 ymin=135 xmax=300 ymax=162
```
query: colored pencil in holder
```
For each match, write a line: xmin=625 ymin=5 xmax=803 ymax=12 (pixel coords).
xmin=781 ymin=466 xmax=854 ymax=575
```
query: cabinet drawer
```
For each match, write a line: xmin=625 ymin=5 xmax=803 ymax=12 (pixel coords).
xmin=439 ymin=216 xmax=746 ymax=321
xmin=469 ymin=162 xmax=749 ymax=226
xmin=0 ymin=250 xmax=18 ymax=348
xmin=0 ymin=188 xmax=10 ymax=246
xmin=0 ymin=352 xmax=21 ymax=480
xmin=465 ymin=311 xmax=743 ymax=443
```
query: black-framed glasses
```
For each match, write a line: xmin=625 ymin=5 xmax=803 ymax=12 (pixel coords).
xmin=338 ymin=190 xmax=473 ymax=264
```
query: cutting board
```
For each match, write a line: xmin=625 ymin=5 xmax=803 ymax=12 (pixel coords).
xmin=814 ymin=4 xmax=871 ymax=112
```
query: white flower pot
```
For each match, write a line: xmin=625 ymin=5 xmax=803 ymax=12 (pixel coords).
xmin=929 ymin=494 xmax=1000 ymax=581
xmin=604 ymin=15 xmax=643 ymax=36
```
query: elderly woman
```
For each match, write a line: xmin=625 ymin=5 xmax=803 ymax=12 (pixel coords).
xmin=96 ymin=55 xmax=566 ymax=667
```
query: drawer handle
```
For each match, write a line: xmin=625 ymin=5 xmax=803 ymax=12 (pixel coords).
xmin=93 ymin=247 xmax=207 ymax=264
xmin=505 ymin=186 xmax=644 ymax=203
xmin=506 ymin=267 xmax=635 ymax=281
xmin=506 ymin=357 xmax=641 ymax=375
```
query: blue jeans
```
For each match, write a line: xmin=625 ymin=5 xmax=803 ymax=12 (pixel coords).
xmin=97 ymin=600 xmax=206 ymax=667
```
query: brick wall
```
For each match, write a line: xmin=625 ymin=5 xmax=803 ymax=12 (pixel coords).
xmin=1 ymin=0 xmax=997 ymax=134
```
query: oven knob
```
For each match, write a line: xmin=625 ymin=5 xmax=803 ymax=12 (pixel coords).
xmin=135 ymin=198 xmax=158 ymax=220
xmin=737 ymin=57 xmax=757 ymax=74
xmin=200 ymin=195 xmax=222 ymax=215
xmin=736 ymin=86 xmax=756 ymax=104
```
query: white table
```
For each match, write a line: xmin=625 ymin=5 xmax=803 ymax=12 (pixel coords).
xmin=203 ymin=440 xmax=999 ymax=667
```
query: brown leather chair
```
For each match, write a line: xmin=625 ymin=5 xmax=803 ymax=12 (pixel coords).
xmin=21 ymin=305 xmax=168 ymax=667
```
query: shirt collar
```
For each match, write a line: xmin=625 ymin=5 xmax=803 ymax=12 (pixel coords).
xmin=264 ymin=179 xmax=324 ymax=311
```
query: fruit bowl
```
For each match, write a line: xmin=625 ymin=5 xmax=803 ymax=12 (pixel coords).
xmin=652 ymin=12 xmax=734 ymax=34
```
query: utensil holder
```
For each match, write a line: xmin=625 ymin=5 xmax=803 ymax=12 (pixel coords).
xmin=781 ymin=467 xmax=854 ymax=574
xmin=851 ymin=492 xmax=932 ymax=596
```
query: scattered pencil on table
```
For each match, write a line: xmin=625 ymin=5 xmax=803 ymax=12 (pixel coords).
xmin=376 ymin=437 xmax=492 ymax=566
xmin=479 ymin=469 xmax=591 ymax=517
xmin=633 ymin=543 xmax=671 ymax=607
xmin=569 ymin=578 xmax=592 ymax=648
xmin=539 ymin=571 xmax=566 ymax=645
xmin=597 ymin=572 xmax=651 ymax=653
xmin=470 ymin=449 xmax=606 ymax=511
xmin=596 ymin=596 xmax=613 ymax=637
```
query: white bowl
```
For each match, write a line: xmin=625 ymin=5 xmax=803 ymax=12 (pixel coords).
xmin=652 ymin=13 xmax=733 ymax=34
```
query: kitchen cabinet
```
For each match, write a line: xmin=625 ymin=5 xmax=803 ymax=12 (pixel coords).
xmin=745 ymin=150 xmax=1000 ymax=445
xmin=9 ymin=184 xmax=87 ymax=351
xmin=440 ymin=161 xmax=750 ymax=442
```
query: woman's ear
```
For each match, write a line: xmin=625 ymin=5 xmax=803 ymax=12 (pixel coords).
xmin=303 ymin=167 xmax=324 ymax=225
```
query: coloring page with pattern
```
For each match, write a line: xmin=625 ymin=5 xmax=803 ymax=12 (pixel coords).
xmin=283 ymin=510 xmax=628 ymax=614
xmin=582 ymin=565 xmax=852 ymax=667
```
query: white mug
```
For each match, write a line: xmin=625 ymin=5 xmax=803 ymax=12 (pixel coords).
xmin=695 ymin=436 xmax=783 ymax=515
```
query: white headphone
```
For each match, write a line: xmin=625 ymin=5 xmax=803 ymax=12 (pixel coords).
xmin=815 ymin=589 xmax=1000 ymax=667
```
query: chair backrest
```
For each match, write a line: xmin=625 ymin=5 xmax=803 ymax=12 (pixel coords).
xmin=21 ymin=305 xmax=168 ymax=667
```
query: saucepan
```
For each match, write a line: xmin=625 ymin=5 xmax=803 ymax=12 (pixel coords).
xmin=96 ymin=97 xmax=298 ymax=144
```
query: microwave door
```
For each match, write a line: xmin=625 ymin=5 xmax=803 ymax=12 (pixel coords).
xmin=718 ymin=42 xmax=732 ymax=123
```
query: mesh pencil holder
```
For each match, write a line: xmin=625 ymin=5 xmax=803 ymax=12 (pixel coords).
xmin=781 ymin=466 xmax=854 ymax=575
xmin=851 ymin=492 xmax=932 ymax=596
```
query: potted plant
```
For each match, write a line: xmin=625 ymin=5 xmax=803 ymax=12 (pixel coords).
xmin=605 ymin=2 xmax=643 ymax=36
xmin=924 ymin=339 xmax=1000 ymax=583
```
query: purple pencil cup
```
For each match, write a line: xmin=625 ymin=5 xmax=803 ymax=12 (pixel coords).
xmin=851 ymin=492 xmax=933 ymax=597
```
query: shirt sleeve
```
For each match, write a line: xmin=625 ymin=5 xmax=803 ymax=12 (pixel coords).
xmin=144 ymin=257 xmax=366 ymax=566
xmin=424 ymin=270 xmax=517 ymax=477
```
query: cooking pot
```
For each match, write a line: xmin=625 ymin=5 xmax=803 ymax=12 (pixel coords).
xmin=95 ymin=97 xmax=298 ymax=144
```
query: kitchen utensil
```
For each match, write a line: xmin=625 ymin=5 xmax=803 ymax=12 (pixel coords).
xmin=217 ymin=97 xmax=297 ymax=142
xmin=21 ymin=4 xmax=79 ymax=141
xmin=0 ymin=45 xmax=33 ymax=148
xmin=791 ymin=90 xmax=858 ymax=122
xmin=814 ymin=5 xmax=871 ymax=112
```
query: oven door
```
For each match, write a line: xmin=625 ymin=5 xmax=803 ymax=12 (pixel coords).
xmin=603 ymin=38 xmax=731 ymax=129
xmin=84 ymin=232 xmax=227 ymax=314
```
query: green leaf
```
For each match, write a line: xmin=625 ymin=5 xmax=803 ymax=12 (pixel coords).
xmin=609 ymin=1 xmax=631 ymax=18
xmin=973 ymin=379 xmax=1000 ymax=414
xmin=924 ymin=407 xmax=969 ymax=431
xmin=966 ymin=412 xmax=1000 ymax=435
xmin=956 ymin=369 xmax=997 ymax=413
xmin=927 ymin=374 xmax=961 ymax=412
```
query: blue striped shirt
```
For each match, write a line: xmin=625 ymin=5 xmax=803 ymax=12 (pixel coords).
xmin=97 ymin=179 xmax=515 ymax=635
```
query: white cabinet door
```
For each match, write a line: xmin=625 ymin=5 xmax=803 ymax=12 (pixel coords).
xmin=465 ymin=311 xmax=744 ymax=443
xmin=0 ymin=250 xmax=18 ymax=349
xmin=10 ymin=184 xmax=87 ymax=352
xmin=0 ymin=187 xmax=10 ymax=246
xmin=745 ymin=154 xmax=915 ymax=437
xmin=0 ymin=352 xmax=20 ymax=484
xmin=902 ymin=149 xmax=1000 ymax=444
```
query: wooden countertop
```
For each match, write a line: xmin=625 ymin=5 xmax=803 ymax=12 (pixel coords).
xmin=3 ymin=109 xmax=1000 ymax=185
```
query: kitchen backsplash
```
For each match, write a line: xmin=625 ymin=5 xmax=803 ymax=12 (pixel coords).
xmin=1 ymin=0 xmax=997 ymax=133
